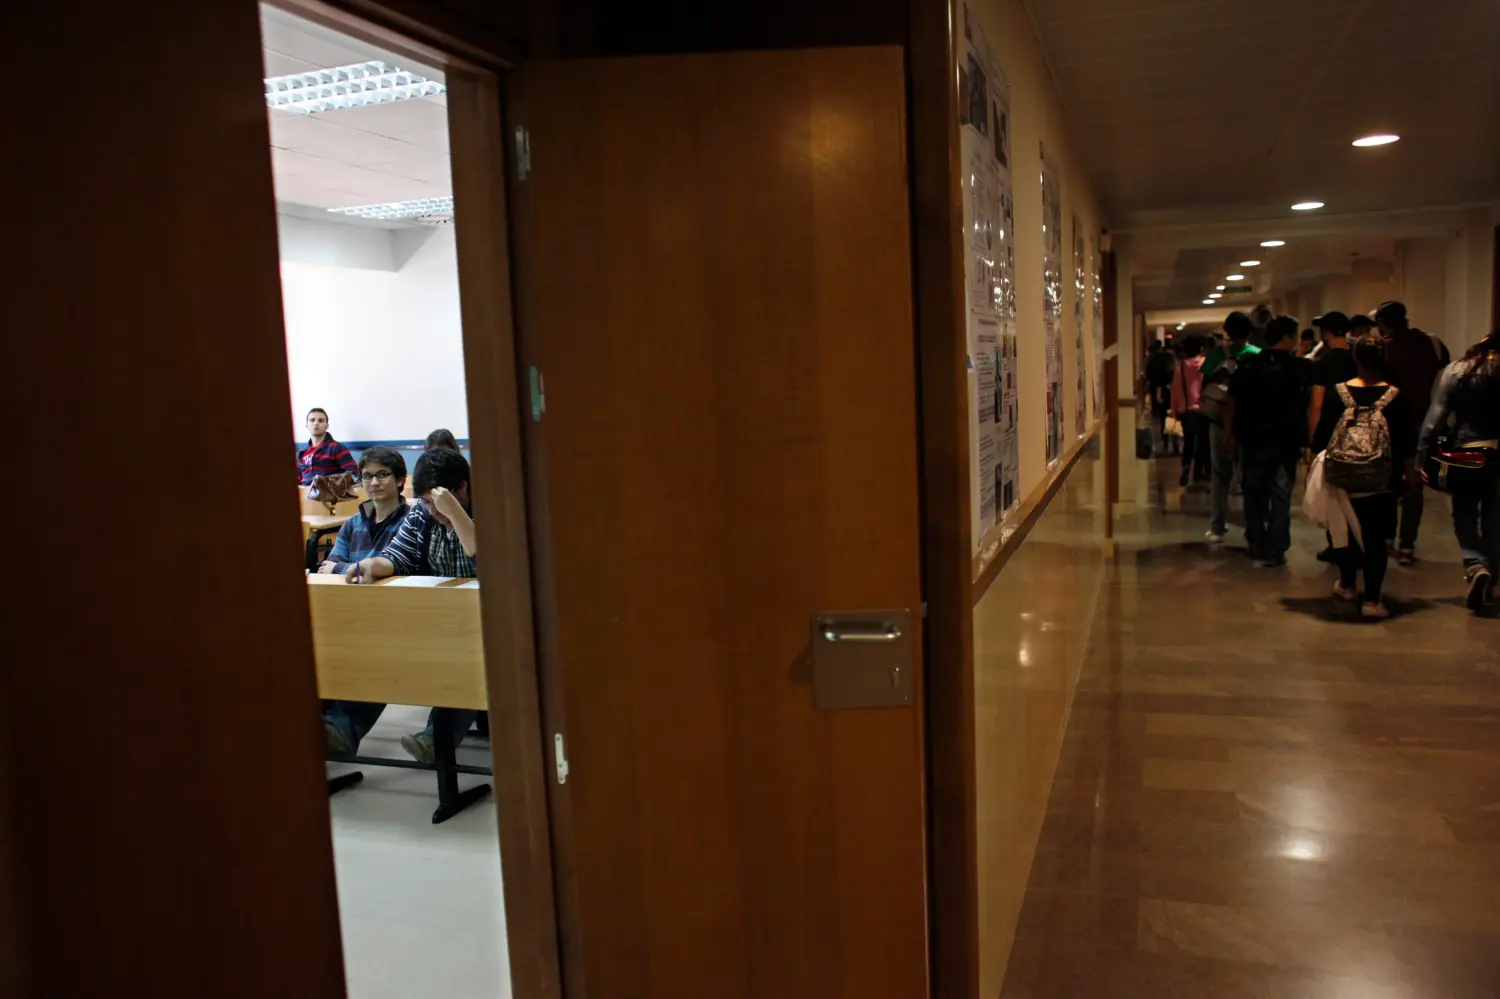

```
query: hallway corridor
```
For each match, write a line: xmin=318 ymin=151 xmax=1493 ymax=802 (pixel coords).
xmin=1001 ymin=459 xmax=1500 ymax=998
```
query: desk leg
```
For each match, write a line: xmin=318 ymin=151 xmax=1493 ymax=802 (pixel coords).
xmin=327 ymin=771 xmax=364 ymax=795
xmin=430 ymin=708 xmax=491 ymax=825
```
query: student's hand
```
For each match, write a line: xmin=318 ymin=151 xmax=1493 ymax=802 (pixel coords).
xmin=427 ymin=486 xmax=465 ymax=523
xmin=317 ymin=560 xmax=339 ymax=574
xmin=344 ymin=559 xmax=371 ymax=584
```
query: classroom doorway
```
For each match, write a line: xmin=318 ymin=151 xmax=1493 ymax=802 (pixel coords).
xmin=258 ymin=5 xmax=552 ymax=997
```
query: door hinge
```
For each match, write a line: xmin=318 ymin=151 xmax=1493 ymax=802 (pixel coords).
xmin=554 ymin=733 xmax=569 ymax=785
xmin=514 ymin=126 xmax=531 ymax=181
xmin=529 ymin=365 xmax=546 ymax=422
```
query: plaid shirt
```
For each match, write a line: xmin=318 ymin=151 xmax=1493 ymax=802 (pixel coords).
xmin=380 ymin=501 xmax=476 ymax=578
xmin=298 ymin=436 xmax=359 ymax=485
xmin=325 ymin=499 xmax=410 ymax=573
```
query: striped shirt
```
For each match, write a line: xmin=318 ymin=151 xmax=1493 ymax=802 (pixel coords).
xmin=298 ymin=437 xmax=359 ymax=485
xmin=380 ymin=501 xmax=476 ymax=578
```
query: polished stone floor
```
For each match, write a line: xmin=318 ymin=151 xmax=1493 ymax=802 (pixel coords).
xmin=1001 ymin=459 xmax=1500 ymax=998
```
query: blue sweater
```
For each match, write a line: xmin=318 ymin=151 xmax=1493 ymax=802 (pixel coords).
xmin=325 ymin=499 xmax=411 ymax=572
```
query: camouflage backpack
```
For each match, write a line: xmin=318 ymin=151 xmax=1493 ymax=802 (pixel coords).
xmin=1324 ymin=384 xmax=1398 ymax=493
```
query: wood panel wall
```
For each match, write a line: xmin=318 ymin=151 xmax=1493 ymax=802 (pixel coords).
xmin=3 ymin=2 xmax=346 ymax=995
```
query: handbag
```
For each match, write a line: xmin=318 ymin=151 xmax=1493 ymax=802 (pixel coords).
xmin=307 ymin=472 xmax=360 ymax=514
xmin=1423 ymin=439 xmax=1497 ymax=493
xmin=1163 ymin=415 xmax=1184 ymax=439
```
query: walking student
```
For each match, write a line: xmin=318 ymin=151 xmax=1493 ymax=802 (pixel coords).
xmin=1306 ymin=312 xmax=1358 ymax=562
xmin=1323 ymin=336 xmax=1415 ymax=619
xmin=1419 ymin=330 xmax=1500 ymax=613
xmin=1376 ymin=301 xmax=1449 ymax=565
xmin=1227 ymin=316 xmax=1307 ymax=567
xmin=1202 ymin=312 xmax=1261 ymax=542
xmin=1171 ymin=335 xmax=1210 ymax=486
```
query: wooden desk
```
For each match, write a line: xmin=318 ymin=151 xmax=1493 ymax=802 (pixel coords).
xmin=301 ymin=514 xmax=351 ymax=542
xmin=306 ymin=576 xmax=486 ymax=710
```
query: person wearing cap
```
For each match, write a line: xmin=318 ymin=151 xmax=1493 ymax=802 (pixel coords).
xmin=1375 ymin=300 xmax=1450 ymax=565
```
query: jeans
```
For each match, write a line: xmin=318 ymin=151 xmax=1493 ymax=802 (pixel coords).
xmin=325 ymin=702 xmax=479 ymax=754
xmin=1180 ymin=413 xmax=1211 ymax=481
xmin=1451 ymin=473 xmax=1500 ymax=570
xmin=1339 ymin=494 xmax=1396 ymax=601
xmin=1209 ymin=422 xmax=1233 ymax=535
xmin=1394 ymin=482 xmax=1424 ymax=551
xmin=1242 ymin=445 xmax=1298 ymax=558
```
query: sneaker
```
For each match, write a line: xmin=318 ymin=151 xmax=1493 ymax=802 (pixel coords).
xmin=1466 ymin=566 xmax=1494 ymax=614
xmin=1333 ymin=584 xmax=1359 ymax=601
xmin=1361 ymin=601 xmax=1390 ymax=620
xmin=325 ymin=720 xmax=353 ymax=756
xmin=1316 ymin=547 xmax=1338 ymax=564
xmin=1205 ymin=530 xmax=1227 ymax=544
xmin=1397 ymin=548 xmax=1416 ymax=567
xmin=401 ymin=731 xmax=436 ymax=764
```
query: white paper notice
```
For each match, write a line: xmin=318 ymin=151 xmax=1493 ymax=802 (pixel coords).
xmin=961 ymin=3 xmax=1019 ymax=555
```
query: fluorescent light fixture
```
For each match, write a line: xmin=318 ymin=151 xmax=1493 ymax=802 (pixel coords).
xmin=1202 ymin=298 xmax=1215 ymax=305
xmin=1225 ymin=273 xmax=1245 ymax=281
xmin=1291 ymin=201 xmax=1325 ymax=211
xmin=1239 ymin=260 xmax=1260 ymax=267
xmin=1216 ymin=285 xmax=1226 ymax=291
xmin=1352 ymin=133 xmax=1399 ymax=147
xmin=1260 ymin=239 xmax=1286 ymax=247
xmin=1208 ymin=293 xmax=1222 ymax=299
xmin=266 ymin=60 xmax=444 ymax=115
xmin=329 ymin=196 xmax=454 ymax=221
xmin=1176 ymin=323 xmax=1186 ymax=330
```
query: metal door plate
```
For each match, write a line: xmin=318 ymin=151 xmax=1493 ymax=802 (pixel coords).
xmin=811 ymin=609 xmax=913 ymax=709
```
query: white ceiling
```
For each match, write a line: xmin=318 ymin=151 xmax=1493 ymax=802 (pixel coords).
xmin=1025 ymin=0 xmax=1500 ymax=231
xmin=259 ymin=6 xmax=451 ymax=227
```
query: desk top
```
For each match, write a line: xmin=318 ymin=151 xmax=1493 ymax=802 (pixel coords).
xmin=301 ymin=514 xmax=351 ymax=542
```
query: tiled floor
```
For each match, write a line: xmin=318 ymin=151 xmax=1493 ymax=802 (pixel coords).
xmin=1002 ymin=459 xmax=1500 ymax=998
xmin=327 ymin=705 xmax=512 ymax=999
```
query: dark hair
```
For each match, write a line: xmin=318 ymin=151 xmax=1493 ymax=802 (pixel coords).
xmin=1182 ymin=336 xmax=1204 ymax=359
xmin=1463 ymin=330 xmax=1500 ymax=362
xmin=1349 ymin=315 xmax=1375 ymax=331
xmin=1300 ymin=328 xmax=1316 ymax=341
xmin=357 ymin=445 xmax=407 ymax=481
xmin=1250 ymin=304 xmax=1275 ymax=329
xmin=1149 ymin=340 xmax=1161 ymax=352
xmin=306 ymin=407 xmax=328 ymax=420
xmin=1263 ymin=316 xmax=1299 ymax=348
xmin=1351 ymin=334 xmax=1388 ymax=376
xmin=1374 ymin=300 xmax=1408 ymax=329
xmin=1223 ymin=311 xmax=1254 ymax=341
xmin=413 ymin=447 xmax=470 ymax=496
xmin=424 ymin=428 xmax=460 ymax=451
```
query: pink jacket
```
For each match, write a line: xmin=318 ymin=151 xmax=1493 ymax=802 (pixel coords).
xmin=1171 ymin=356 xmax=1205 ymax=415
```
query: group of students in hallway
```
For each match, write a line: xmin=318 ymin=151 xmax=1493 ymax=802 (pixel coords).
xmin=298 ymin=409 xmax=481 ymax=763
xmin=1147 ymin=301 xmax=1500 ymax=618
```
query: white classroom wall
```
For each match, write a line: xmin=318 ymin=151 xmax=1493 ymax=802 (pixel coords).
xmin=280 ymin=215 xmax=468 ymax=443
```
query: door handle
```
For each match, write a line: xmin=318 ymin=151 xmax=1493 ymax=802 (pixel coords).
xmin=820 ymin=623 xmax=902 ymax=643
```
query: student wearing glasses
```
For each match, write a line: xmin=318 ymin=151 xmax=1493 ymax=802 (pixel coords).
xmin=316 ymin=446 xmax=411 ymax=575
xmin=336 ymin=447 xmax=479 ymax=763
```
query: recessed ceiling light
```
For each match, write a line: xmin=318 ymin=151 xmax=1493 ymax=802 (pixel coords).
xmin=1225 ymin=274 xmax=1245 ymax=281
xmin=265 ymin=60 xmax=445 ymax=115
xmin=1176 ymin=323 xmax=1186 ymax=330
xmin=1291 ymin=201 xmax=1325 ymax=211
xmin=1216 ymin=285 xmax=1226 ymax=291
xmin=329 ymin=196 xmax=455 ymax=221
xmin=1260 ymin=239 xmax=1286 ymax=247
xmin=1352 ymin=134 xmax=1399 ymax=147
xmin=1208 ymin=293 xmax=1222 ymax=299
xmin=1239 ymin=260 xmax=1260 ymax=267
xmin=1202 ymin=298 xmax=1215 ymax=305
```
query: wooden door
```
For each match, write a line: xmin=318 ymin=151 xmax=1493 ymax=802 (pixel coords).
xmin=507 ymin=49 xmax=928 ymax=999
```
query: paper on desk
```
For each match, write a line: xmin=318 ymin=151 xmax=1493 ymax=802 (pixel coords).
xmin=384 ymin=576 xmax=455 ymax=587
xmin=456 ymin=579 xmax=480 ymax=589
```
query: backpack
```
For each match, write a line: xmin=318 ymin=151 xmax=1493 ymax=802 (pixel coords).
xmin=1324 ymin=383 xmax=1398 ymax=493
xmin=1197 ymin=351 xmax=1238 ymax=425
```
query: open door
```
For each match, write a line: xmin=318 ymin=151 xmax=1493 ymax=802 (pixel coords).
xmin=508 ymin=48 xmax=927 ymax=998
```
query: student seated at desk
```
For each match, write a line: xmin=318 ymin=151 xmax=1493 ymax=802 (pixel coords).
xmin=327 ymin=448 xmax=479 ymax=764
xmin=317 ymin=446 xmax=410 ymax=574
xmin=298 ymin=407 xmax=359 ymax=485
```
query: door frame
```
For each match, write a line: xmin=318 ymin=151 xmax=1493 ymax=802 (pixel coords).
xmin=265 ymin=4 xmax=563 ymax=997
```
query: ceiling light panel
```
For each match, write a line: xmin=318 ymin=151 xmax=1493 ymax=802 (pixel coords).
xmin=1239 ymin=260 xmax=1260 ymax=267
xmin=1202 ymin=299 xmax=1215 ymax=304
xmin=329 ymin=196 xmax=454 ymax=221
xmin=1260 ymin=240 xmax=1286 ymax=247
xmin=1225 ymin=274 xmax=1244 ymax=281
xmin=1291 ymin=201 xmax=1325 ymax=211
xmin=266 ymin=60 xmax=445 ymax=115
xmin=1352 ymin=134 xmax=1399 ymax=147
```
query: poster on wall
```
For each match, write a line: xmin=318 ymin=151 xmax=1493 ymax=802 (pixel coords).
xmin=960 ymin=4 xmax=1018 ymax=555
xmin=1072 ymin=216 xmax=1086 ymax=438
xmin=1041 ymin=149 xmax=1063 ymax=467
xmin=1091 ymin=242 xmax=1104 ymax=421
